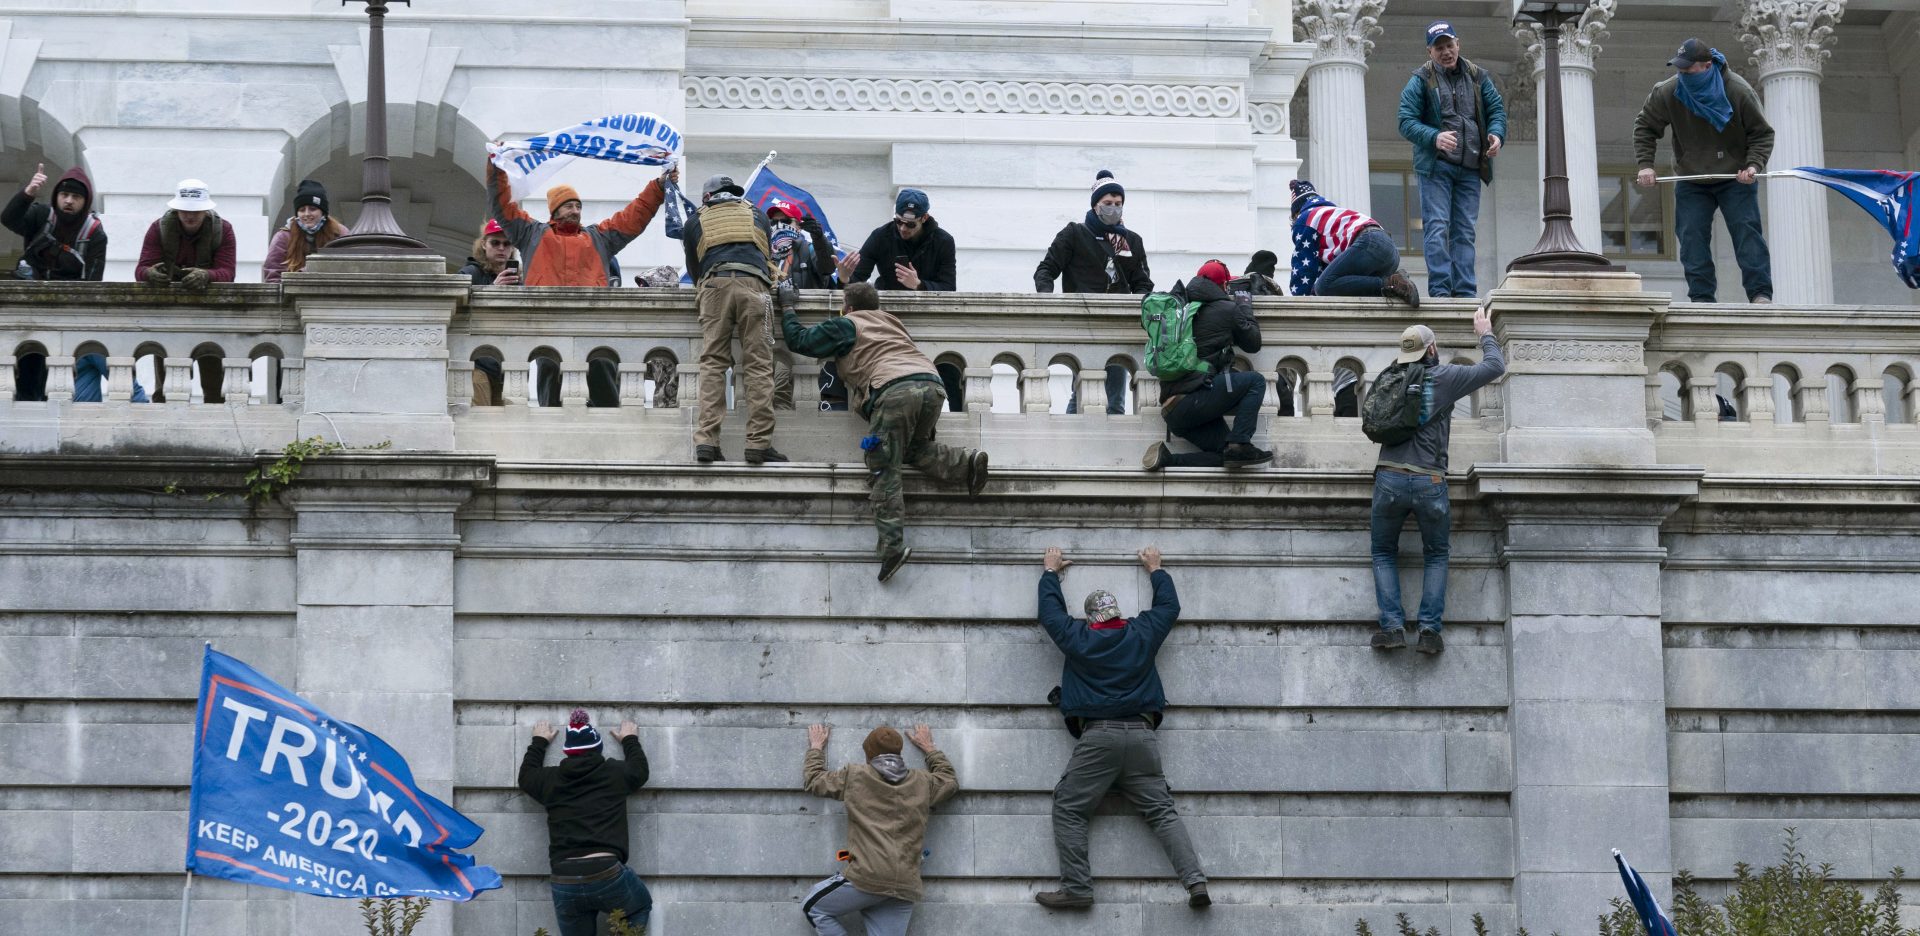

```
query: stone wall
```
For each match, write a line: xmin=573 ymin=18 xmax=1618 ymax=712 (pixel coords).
xmin=2 ymin=268 xmax=1919 ymax=935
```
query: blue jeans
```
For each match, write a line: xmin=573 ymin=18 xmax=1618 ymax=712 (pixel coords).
xmin=1163 ymin=370 xmax=1266 ymax=467
xmin=550 ymin=865 xmax=652 ymax=936
xmin=1370 ymin=469 xmax=1451 ymax=633
xmin=1675 ymin=180 xmax=1772 ymax=302
xmin=1314 ymin=229 xmax=1400 ymax=297
xmin=1418 ymin=161 xmax=1482 ymax=298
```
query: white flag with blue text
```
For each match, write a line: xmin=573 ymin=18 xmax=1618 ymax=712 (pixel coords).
xmin=488 ymin=112 xmax=684 ymax=198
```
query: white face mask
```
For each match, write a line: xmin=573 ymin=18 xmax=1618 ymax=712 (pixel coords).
xmin=297 ymin=216 xmax=327 ymax=235
xmin=1095 ymin=204 xmax=1123 ymax=225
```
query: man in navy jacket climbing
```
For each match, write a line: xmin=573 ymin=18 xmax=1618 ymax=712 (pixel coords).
xmin=1033 ymin=545 xmax=1209 ymax=911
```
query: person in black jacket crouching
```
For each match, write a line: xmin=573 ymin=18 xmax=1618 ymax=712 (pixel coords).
xmin=1144 ymin=261 xmax=1273 ymax=471
xmin=519 ymin=709 xmax=653 ymax=936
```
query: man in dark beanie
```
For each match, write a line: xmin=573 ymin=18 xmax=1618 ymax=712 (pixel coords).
xmin=1034 ymin=545 xmax=1209 ymax=911
xmin=1230 ymin=250 xmax=1285 ymax=296
xmin=1288 ymin=178 xmax=1420 ymax=305
xmin=1035 ymin=168 xmax=1152 ymax=295
xmin=838 ymin=187 xmax=957 ymax=292
xmin=263 ymin=179 xmax=347 ymax=282
xmin=802 ymin=721 xmax=957 ymax=936
xmin=3 ymin=161 xmax=106 ymax=281
xmin=518 ymin=709 xmax=653 ymax=936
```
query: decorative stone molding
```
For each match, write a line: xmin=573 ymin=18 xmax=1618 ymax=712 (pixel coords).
xmin=1509 ymin=340 xmax=1644 ymax=364
xmin=1289 ymin=81 xmax=1310 ymax=138
xmin=307 ymin=325 xmax=445 ymax=349
xmin=1249 ymin=101 xmax=1289 ymax=135
xmin=1293 ymin=0 xmax=1386 ymax=66
xmin=682 ymin=76 xmax=1241 ymax=119
xmin=1736 ymin=0 xmax=1844 ymax=78
xmin=1497 ymin=67 xmax=1537 ymax=143
xmin=1512 ymin=0 xmax=1616 ymax=74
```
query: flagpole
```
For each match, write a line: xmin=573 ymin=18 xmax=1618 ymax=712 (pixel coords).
xmin=1654 ymin=171 xmax=1796 ymax=183
xmin=178 ymin=870 xmax=193 ymax=936
xmin=742 ymin=149 xmax=777 ymax=193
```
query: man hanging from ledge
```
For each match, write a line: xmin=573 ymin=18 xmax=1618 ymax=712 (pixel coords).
xmin=781 ymin=281 xmax=989 ymax=582
xmin=1034 ymin=545 xmax=1209 ymax=912
xmin=518 ymin=709 xmax=654 ymax=936
xmin=135 ymin=178 xmax=235 ymax=291
xmin=801 ymin=722 xmax=957 ymax=936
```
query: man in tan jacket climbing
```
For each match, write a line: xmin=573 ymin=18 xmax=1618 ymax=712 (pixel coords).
xmin=800 ymin=722 xmax=958 ymax=936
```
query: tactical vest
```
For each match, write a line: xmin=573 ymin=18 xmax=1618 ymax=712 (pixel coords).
xmin=695 ymin=199 xmax=772 ymax=277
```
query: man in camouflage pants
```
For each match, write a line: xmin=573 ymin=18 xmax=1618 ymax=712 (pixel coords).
xmin=781 ymin=282 xmax=989 ymax=582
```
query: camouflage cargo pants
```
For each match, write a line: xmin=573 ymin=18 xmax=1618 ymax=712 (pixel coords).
xmin=867 ymin=380 xmax=974 ymax=561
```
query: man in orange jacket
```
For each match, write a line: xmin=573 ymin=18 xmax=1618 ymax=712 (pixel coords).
xmin=485 ymin=159 xmax=673 ymax=287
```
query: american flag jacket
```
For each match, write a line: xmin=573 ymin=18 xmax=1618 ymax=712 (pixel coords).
xmin=1289 ymin=193 xmax=1380 ymax=297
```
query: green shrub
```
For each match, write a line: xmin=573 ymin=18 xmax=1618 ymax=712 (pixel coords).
xmin=358 ymin=896 xmax=430 ymax=936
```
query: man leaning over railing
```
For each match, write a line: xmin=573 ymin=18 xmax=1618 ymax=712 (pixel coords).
xmin=136 ymin=179 xmax=235 ymax=292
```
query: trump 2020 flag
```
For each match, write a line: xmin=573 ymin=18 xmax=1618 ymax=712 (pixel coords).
xmin=1613 ymin=849 xmax=1678 ymax=936
xmin=187 ymin=646 xmax=502 ymax=900
xmin=488 ymin=112 xmax=684 ymax=198
xmin=742 ymin=160 xmax=843 ymax=251
xmin=1779 ymin=167 xmax=1920 ymax=289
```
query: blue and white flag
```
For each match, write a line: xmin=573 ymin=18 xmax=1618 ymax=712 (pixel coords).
xmin=742 ymin=160 xmax=843 ymax=251
xmin=488 ymin=112 xmax=684 ymax=198
xmin=1778 ymin=167 xmax=1920 ymax=289
xmin=1613 ymin=849 xmax=1678 ymax=936
xmin=186 ymin=646 xmax=502 ymax=901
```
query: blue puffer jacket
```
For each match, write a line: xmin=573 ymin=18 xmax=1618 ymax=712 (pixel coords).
xmin=1038 ymin=569 xmax=1180 ymax=720
xmin=1397 ymin=58 xmax=1507 ymax=180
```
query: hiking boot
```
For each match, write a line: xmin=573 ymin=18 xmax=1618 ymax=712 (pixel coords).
xmin=1222 ymin=442 xmax=1273 ymax=469
xmin=1187 ymin=882 xmax=1212 ymax=909
xmin=1416 ymin=629 xmax=1445 ymax=655
xmin=1035 ymin=890 xmax=1094 ymax=910
xmin=967 ymin=450 xmax=990 ymax=496
xmin=744 ymin=447 xmax=789 ymax=465
xmin=1383 ymin=270 xmax=1422 ymax=307
xmin=695 ymin=444 xmax=724 ymax=464
xmin=1371 ymin=627 xmax=1407 ymax=650
xmin=1143 ymin=441 xmax=1170 ymax=472
xmin=878 ymin=547 xmax=912 ymax=583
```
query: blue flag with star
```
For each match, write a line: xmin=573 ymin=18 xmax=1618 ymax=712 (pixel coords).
xmin=186 ymin=646 xmax=502 ymax=901
xmin=1780 ymin=167 xmax=1920 ymax=289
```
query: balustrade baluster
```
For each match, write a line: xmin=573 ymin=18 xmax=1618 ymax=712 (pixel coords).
xmin=1688 ymin=377 xmax=1718 ymax=426
xmin=0 ymin=356 xmax=14 ymax=399
xmin=1796 ymin=377 xmax=1830 ymax=426
xmin=45 ymin=356 xmax=75 ymax=403
xmin=503 ymin=363 xmax=530 ymax=407
xmin=164 ymin=358 xmax=193 ymax=407
xmin=447 ymin=362 xmax=474 ymax=410
xmin=1854 ymin=379 xmax=1886 ymax=425
xmin=1021 ymin=368 xmax=1051 ymax=414
xmin=618 ymin=364 xmax=647 ymax=407
xmin=964 ymin=366 xmax=993 ymax=415
xmin=792 ymin=362 xmax=822 ymax=410
xmin=1077 ymin=369 xmax=1107 ymax=416
xmin=1743 ymin=378 xmax=1774 ymax=425
xmin=1306 ymin=371 xmax=1335 ymax=418
xmin=107 ymin=356 xmax=136 ymax=403
xmin=222 ymin=359 xmax=253 ymax=404
xmin=281 ymin=359 xmax=305 ymax=409
xmin=560 ymin=363 xmax=589 ymax=407
xmin=1135 ymin=372 xmax=1161 ymax=417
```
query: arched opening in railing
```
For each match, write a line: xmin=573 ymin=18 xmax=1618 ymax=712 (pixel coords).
xmin=528 ymin=346 xmax=562 ymax=408
xmin=1657 ymin=363 xmax=1690 ymax=421
xmin=1276 ymin=357 xmax=1308 ymax=417
xmin=71 ymin=340 xmax=109 ymax=403
xmin=1106 ymin=355 xmax=1137 ymax=415
xmin=934 ymin=353 xmax=966 ymax=413
xmin=134 ymin=341 xmax=168 ymax=404
xmin=1771 ymin=364 xmax=1803 ymax=424
xmin=1332 ymin=357 xmax=1366 ymax=418
xmin=587 ymin=347 xmax=620 ymax=408
xmin=1049 ymin=354 xmax=1079 ymax=415
xmin=1714 ymin=364 xmax=1746 ymax=422
xmin=1825 ymin=365 xmax=1856 ymax=423
xmin=11 ymin=341 xmax=48 ymax=401
xmin=1884 ymin=366 xmax=1913 ymax=424
xmin=189 ymin=342 xmax=227 ymax=404
xmin=470 ymin=346 xmax=505 ymax=407
xmin=990 ymin=354 xmax=1023 ymax=415
xmin=643 ymin=347 xmax=679 ymax=409
xmin=248 ymin=343 xmax=284 ymax=405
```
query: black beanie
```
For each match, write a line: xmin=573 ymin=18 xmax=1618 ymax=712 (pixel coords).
xmin=1090 ymin=169 xmax=1125 ymax=207
xmin=1245 ymin=250 xmax=1278 ymax=278
xmin=293 ymin=179 xmax=329 ymax=218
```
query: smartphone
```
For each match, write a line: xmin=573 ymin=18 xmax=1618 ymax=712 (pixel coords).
xmin=505 ymin=259 xmax=520 ymax=272
xmin=896 ymin=256 xmax=913 ymax=269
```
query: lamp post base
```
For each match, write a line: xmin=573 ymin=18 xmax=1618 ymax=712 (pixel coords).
xmin=1507 ymin=249 xmax=1621 ymax=273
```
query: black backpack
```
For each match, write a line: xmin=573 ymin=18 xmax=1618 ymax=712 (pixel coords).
xmin=1361 ymin=361 xmax=1428 ymax=445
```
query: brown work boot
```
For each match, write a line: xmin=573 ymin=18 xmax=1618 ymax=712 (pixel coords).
xmin=1383 ymin=270 xmax=1422 ymax=308
xmin=695 ymin=444 xmax=723 ymax=464
xmin=745 ymin=446 xmax=789 ymax=465
xmin=1035 ymin=890 xmax=1094 ymax=910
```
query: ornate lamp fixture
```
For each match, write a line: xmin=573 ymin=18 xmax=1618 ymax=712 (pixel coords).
xmin=326 ymin=0 xmax=430 ymax=252
xmin=1508 ymin=0 xmax=1618 ymax=271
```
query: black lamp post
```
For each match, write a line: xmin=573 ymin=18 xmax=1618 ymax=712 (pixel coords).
xmin=1508 ymin=0 xmax=1617 ymax=272
xmin=326 ymin=0 xmax=430 ymax=253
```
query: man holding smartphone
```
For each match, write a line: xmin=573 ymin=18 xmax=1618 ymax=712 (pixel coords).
xmin=835 ymin=188 xmax=957 ymax=292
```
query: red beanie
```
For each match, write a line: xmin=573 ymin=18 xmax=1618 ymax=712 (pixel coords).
xmin=1196 ymin=260 xmax=1231 ymax=286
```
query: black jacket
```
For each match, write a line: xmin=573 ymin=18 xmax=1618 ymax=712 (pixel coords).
xmin=852 ymin=217 xmax=956 ymax=291
xmin=1161 ymin=277 xmax=1261 ymax=397
xmin=2 ymin=167 xmax=106 ymax=281
xmin=781 ymin=217 xmax=838 ymax=289
xmin=459 ymin=257 xmax=509 ymax=286
xmin=518 ymin=736 xmax=650 ymax=872
xmin=1035 ymin=222 xmax=1151 ymax=294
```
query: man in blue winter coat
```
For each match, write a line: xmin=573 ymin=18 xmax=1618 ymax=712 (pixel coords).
xmin=1033 ymin=545 xmax=1209 ymax=912
xmin=1397 ymin=20 xmax=1507 ymax=299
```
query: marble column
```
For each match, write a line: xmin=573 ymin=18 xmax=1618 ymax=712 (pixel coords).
xmin=1294 ymin=0 xmax=1387 ymax=213
xmin=1739 ymin=0 xmax=1844 ymax=305
xmin=1514 ymin=0 xmax=1615 ymax=256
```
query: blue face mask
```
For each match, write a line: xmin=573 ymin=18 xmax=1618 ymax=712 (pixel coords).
xmin=1674 ymin=53 xmax=1733 ymax=132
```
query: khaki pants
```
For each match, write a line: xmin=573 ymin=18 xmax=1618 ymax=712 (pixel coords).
xmin=695 ymin=275 xmax=777 ymax=448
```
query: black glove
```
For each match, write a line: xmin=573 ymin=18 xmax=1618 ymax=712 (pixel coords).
xmin=1034 ymin=277 xmax=1054 ymax=294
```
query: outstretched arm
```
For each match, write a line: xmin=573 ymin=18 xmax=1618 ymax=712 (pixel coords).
xmin=803 ymin=724 xmax=849 ymax=800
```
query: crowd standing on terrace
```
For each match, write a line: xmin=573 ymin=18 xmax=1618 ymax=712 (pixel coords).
xmin=2 ymin=26 xmax=1807 ymax=935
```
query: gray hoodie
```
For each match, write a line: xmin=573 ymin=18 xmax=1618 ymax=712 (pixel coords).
xmin=1376 ymin=335 xmax=1505 ymax=475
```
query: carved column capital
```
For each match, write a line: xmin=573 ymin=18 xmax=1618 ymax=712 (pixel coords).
xmin=1294 ymin=0 xmax=1387 ymax=67
xmin=1737 ymin=0 xmax=1845 ymax=79
xmin=1512 ymin=0 xmax=1617 ymax=74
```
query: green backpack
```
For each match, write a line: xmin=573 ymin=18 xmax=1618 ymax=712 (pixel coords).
xmin=1140 ymin=287 xmax=1210 ymax=382
xmin=1361 ymin=361 xmax=1428 ymax=445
